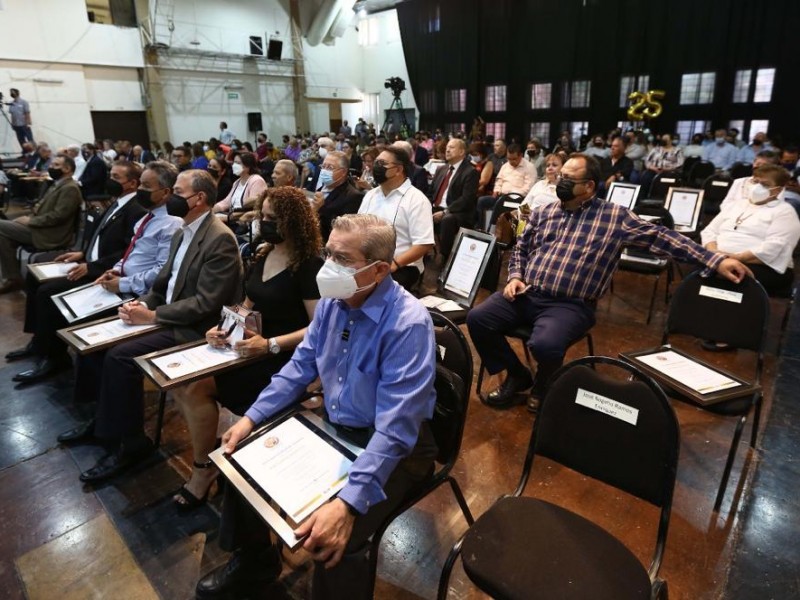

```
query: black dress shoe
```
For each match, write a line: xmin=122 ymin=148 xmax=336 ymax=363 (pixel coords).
xmin=5 ymin=341 xmax=35 ymax=362
xmin=57 ymin=419 xmax=96 ymax=445
xmin=79 ymin=436 xmax=154 ymax=483
xmin=483 ymin=371 xmax=533 ymax=408
xmin=12 ymin=356 xmax=70 ymax=383
xmin=196 ymin=549 xmax=282 ymax=599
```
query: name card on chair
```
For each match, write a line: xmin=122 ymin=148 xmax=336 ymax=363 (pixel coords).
xmin=711 ymin=180 xmax=730 ymax=187
xmin=575 ymin=388 xmax=639 ymax=425
xmin=699 ymin=286 xmax=743 ymax=304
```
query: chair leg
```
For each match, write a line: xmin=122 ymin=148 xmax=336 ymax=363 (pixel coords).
xmin=646 ymin=272 xmax=661 ymax=325
xmin=438 ymin=536 xmax=466 ymax=600
xmin=750 ymin=395 xmax=763 ymax=449
xmin=714 ymin=414 xmax=748 ymax=512
xmin=446 ymin=476 xmax=475 ymax=525
xmin=153 ymin=391 xmax=167 ymax=450
xmin=586 ymin=333 xmax=595 ymax=356
xmin=476 ymin=361 xmax=486 ymax=397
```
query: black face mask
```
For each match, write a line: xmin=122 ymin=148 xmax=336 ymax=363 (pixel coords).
xmin=135 ymin=188 xmax=157 ymax=209
xmin=260 ymin=220 xmax=284 ymax=244
xmin=105 ymin=179 xmax=124 ymax=197
xmin=555 ymin=179 xmax=577 ymax=202
xmin=48 ymin=168 xmax=63 ymax=180
xmin=527 ymin=149 xmax=536 ymax=157
xmin=166 ymin=193 xmax=197 ymax=218
xmin=372 ymin=163 xmax=389 ymax=184
xmin=207 ymin=168 xmax=219 ymax=179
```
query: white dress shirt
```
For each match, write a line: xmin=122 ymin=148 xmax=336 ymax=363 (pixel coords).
xmin=439 ymin=159 xmax=463 ymax=208
xmin=88 ymin=192 xmax=135 ymax=261
xmin=493 ymin=160 xmax=537 ymax=196
xmin=166 ymin=211 xmax=209 ymax=303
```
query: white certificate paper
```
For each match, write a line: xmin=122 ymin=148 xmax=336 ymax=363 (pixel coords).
xmin=444 ymin=236 xmax=489 ymax=297
xmin=152 ymin=344 xmax=239 ymax=379
xmin=419 ymin=295 xmax=464 ymax=312
xmin=30 ymin=261 xmax=78 ymax=280
xmin=608 ymin=185 xmax=636 ymax=209
xmin=668 ymin=191 xmax=700 ymax=228
xmin=636 ymin=350 xmax=740 ymax=394
xmin=62 ymin=284 xmax=125 ymax=319
xmin=232 ymin=417 xmax=353 ymax=522
xmin=73 ymin=318 xmax=158 ymax=345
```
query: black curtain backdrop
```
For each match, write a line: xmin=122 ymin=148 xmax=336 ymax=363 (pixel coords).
xmin=397 ymin=0 xmax=800 ymax=146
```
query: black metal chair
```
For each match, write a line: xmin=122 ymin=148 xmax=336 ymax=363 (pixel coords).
xmin=729 ymin=162 xmax=753 ymax=180
xmin=648 ymin=172 xmax=682 ymax=200
xmin=620 ymin=271 xmax=769 ymax=512
xmin=439 ymin=356 xmax=679 ymax=600
xmin=687 ymin=160 xmax=716 ymax=188
xmin=365 ymin=311 xmax=475 ymax=593
xmin=701 ymin=173 xmax=733 ymax=219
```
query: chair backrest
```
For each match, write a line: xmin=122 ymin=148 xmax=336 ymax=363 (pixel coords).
xmin=430 ymin=311 xmax=473 ymax=467
xmin=649 ymin=172 xmax=682 ymax=200
xmin=527 ymin=357 xmax=679 ymax=509
xmin=701 ymin=174 xmax=732 ymax=213
xmin=479 ymin=243 xmax=503 ymax=292
xmin=729 ymin=162 xmax=753 ymax=180
xmin=682 ymin=156 xmax=701 ymax=180
xmin=666 ymin=271 xmax=769 ymax=353
xmin=491 ymin=192 xmax=525 ymax=222
xmin=687 ymin=160 xmax=716 ymax=188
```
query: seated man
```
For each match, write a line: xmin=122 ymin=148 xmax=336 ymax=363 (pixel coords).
xmin=703 ymin=129 xmax=738 ymax=172
xmin=467 ymin=154 xmax=750 ymax=412
xmin=58 ymin=169 xmax=243 ymax=482
xmin=391 ymin=140 xmax=430 ymax=195
xmin=475 ymin=143 xmax=536 ymax=228
xmin=358 ymin=146 xmax=434 ymax=290
xmin=195 ymin=213 xmax=437 ymax=600
xmin=0 ymin=154 xmax=82 ymax=293
xmin=312 ymin=150 xmax=363 ymax=241
xmin=598 ymin=135 xmax=634 ymax=197
xmin=429 ymin=138 xmax=479 ymax=260
xmin=719 ymin=150 xmax=781 ymax=211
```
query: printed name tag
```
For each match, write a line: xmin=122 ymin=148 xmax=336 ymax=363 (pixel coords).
xmin=503 ymin=201 xmax=521 ymax=209
xmin=575 ymin=388 xmax=639 ymax=426
xmin=661 ymin=178 xmax=676 ymax=183
xmin=699 ymin=285 xmax=743 ymax=304
xmin=711 ymin=181 xmax=730 ymax=187
xmin=87 ymin=215 xmax=95 ymax=222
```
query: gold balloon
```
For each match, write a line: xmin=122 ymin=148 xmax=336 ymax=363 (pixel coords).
xmin=627 ymin=91 xmax=647 ymax=121
xmin=627 ymin=89 xmax=665 ymax=121
xmin=643 ymin=90 xmax=665 ymax=119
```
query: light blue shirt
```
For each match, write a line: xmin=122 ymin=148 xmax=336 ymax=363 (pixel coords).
xmin=244 ymin=275 xmax=437 ymax=514
xmin=737 ymin=143 xmax=772 ymax=165
xmin=703 ymin=142 xmax=738 ymax=170
xmin=219 ymin=129 xmax=235 ymax=144
xmin=114 ymin=204 xmax=182 ymax=295
xmin=166 ymin=211 xmax=209 ymax=303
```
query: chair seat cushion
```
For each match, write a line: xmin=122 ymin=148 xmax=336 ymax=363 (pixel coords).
xmin=461 ymin=496 xmax=651 ymax=600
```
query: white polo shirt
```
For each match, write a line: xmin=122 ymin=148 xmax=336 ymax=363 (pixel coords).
xmin=358 ymin=178 xmax=434 ymax=273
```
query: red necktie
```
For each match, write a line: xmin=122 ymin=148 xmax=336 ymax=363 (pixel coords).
xmin=119 ymin=213 xmax=154 ymax=275
xmin=434 ymin=166 xmax=454 ymax=206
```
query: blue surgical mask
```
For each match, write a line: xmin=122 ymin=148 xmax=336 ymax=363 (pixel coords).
xmin=715 ymin=137 xmax=725 ymax=145
xmin=318 ymin=168 xmax=334 ymax=189
xmin=469 ymin=154 xmax=480 ymax=163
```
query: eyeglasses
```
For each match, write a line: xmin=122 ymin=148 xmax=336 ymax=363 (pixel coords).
xmin=557 ymin=174 xmax=590 ymax=184
xmin=322 ymin=248 xmax=370 ymax=268
xmin=374 ymin=160 xmax=401 ymax=168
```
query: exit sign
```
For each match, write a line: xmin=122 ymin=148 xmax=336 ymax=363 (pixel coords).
xmin=227 ymin=92 xmax=240 ymax=100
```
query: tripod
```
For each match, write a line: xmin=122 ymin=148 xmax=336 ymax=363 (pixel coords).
xmin=382 ymin=94 xmax=410 ymax=138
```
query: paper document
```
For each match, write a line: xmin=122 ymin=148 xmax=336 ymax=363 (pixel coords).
xmin=419 ymin=295 xmax=464 ymax=312
xmin=62 ymin=284 xmax=125 ymax=319
xmin=608 ymin=185 xmax=636 ymax=209
xmin=232 ymin=417 xmax=353 ymax=522
xmin=668 ymin=191 xmax=700 ymax=228
xmin=636 ymin=350 xmax=741 ymax=394
xmin=31 ymin=262 xmax=78 ymax=280
xmin=152 ymin=344 xmax=239 ymax=379
xmin=444 ymin=236 xmax=489 ymax=297
xmin=73 ymin=318 xmax=158 ymax=345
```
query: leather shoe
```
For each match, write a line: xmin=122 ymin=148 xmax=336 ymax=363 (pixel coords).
xmin=79 ymin=436 xmax=154 ymax=483
xmin=196 ymin=549 xmax=281 ymax=599
xmin=13 ymin=356 xmax=70 ymax=383
xmin=57 ymin=419 xmax=96 ymax=445
xmin=483 ymin=371 xmax=533 ymax=408
xmin=6 ymin=341 xmax=35 ymax=362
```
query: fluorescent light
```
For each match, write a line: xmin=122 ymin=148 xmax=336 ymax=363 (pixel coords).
xmin=33 ymin=78 xmax=64 ymax=84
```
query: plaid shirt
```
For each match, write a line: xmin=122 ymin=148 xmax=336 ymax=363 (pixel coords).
xmin=508 ymin=197 xmax=724 ymax=301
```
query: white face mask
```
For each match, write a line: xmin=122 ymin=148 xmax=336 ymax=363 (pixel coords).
xmin=750 ymin=183 xmax=772 ymax=204
xmin=316 ymin=259 xmax=377 ymax=299
xmin=232 ymin=162 xmax=244 ymax=176
xmin=318 ymin=147 xmax=328 ymax=159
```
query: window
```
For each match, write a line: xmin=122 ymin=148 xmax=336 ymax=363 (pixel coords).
xmin=485 ymin=85 xmax=507 ymax=112
xmin=561 ymin=80 xmax=591 ymax=108
xmin=420 ymin=90 xmax=437 ymax=113
xmin=530 ymin=83 xmax=552 ymax=110
xmin=754 ymin=68 xmax=775 ymax=103
xmin=445 ymin=123 xmax=465 ymax=135
xmin=732 ymin=70 xmax=752 ymax=103
xmin=561 ymin=121 xmax=589 ymax=143
xmin=424 ymin=4 xmax=441 ymax=33
xmin=680 ymin=72 xmax=715 ymax=104
xmin=358 ymin=17 xmax=380 ymax=46
xmin=445 ymin=89 xmax=466 ymax=112
xmin=728 ymin=120 xmax=745 ymax=136
xmin=530 ymin=122 xmax=551 ymax=144
xmin=486 ymin=122 xmax=506 ymax=140
xmin=750 ymin=119 xmax=769 ymax=137
xmin=675 ymin=120 xmax=709 ymax=144
xmin=86 ymin=0 xmax=136 ymax=26
xmin=731 ymin=67 xmax=776 ymax=104
xmin=619 ymin=75 xmax=650 ymax=108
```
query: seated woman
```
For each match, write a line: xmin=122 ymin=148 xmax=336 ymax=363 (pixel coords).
xmin=701 ymin=164 xmax=800 ymax=296
xmin=212 ymin=152 xmax=268 ymax=224
xmin=640 ymin=133 xmax=685 ymax=196
xmin=171 ymin=186 xmax=323 ymax=509
xmin=519 ymin=153 xmax=564 ymax=212
xmin=354 ymin=147 xmax=378 ymax=191
xmin=206 ymin=157 xmax=233 ymax=201
xmin=470 ymin=141 xmax=494 ymax=196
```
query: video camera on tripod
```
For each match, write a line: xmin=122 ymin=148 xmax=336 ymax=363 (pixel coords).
xmin=384 ymin=77 xmax=406 ymax=98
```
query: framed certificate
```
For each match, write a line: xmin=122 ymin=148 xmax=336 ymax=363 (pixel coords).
xmin=51 ymin=282 xmax=134 ymax=323
xmin=606 ymin=182 xmax=640 ymax=210
xmin=210 ymin=409 xmax=364 ymax=549
xmin=28 ymin=261 xmax=79 ymax=282
xmin=664 ymin=187 xmax=704 ymax=233
xmin=57 ymin=316 xmax=162 ymax=355
xmin=134 ymin=339 xmax=272 ymax=390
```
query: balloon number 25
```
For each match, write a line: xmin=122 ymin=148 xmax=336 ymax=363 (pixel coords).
xmin=627 ymin=90 xmax=665 ymax=121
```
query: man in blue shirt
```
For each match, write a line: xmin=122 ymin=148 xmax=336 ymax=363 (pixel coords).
xmin=196 ymin=213 xmax=437 ymax=600
xmin=703 ymin=129 xmax=738 ymax=171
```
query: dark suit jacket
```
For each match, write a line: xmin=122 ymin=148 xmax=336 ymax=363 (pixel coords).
xmin=600 ymin=155 xmax=634 ymax=181
xmin=410 ymin=164 xmax=429 ymax=195
xmin=82 ymin=197 xmax=147 ymax=280
xmin=27 ymin=179 xmax=83 ymax=249
xmin=140 ymin=212 xmax=243 ymax=343
xmin=80 ymin=155 xmax=108 ymax=198
xmin=430 ymin=161 xmax=479 ymax=224
xmin=318 ymin=182 xmax=364 ymax=241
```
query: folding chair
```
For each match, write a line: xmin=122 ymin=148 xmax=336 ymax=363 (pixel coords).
xmin=686 ymin=160 xmax=715 ymax=188
xmin=648 ymin=172 xmax=681 ymax=201
xmin=366 ymin=311 xmax=475 ymax=593
xmin=729 ymin=162 xmax=753 ymax=181
xmin=620 ymin=271 xmax=769 ymax=511
xmin=701 ymin=173 xmax=733 ymax=219
xmin=439 ymin=356 xmax=679 ymax=600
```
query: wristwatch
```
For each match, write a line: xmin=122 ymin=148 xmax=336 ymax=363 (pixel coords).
xmin=268 ymin=337 xmax=280 ymax=354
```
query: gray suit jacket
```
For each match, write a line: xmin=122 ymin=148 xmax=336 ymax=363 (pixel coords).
xmin=27 ymin=178 xmax=83 ymax=249
xmin=140 ymin=211 xmax=243 ymax=343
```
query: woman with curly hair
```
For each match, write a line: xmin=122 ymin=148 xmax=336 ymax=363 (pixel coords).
xmin=171 ymin=186 xmax=323 ymax=510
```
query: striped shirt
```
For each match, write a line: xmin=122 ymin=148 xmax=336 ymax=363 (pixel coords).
xmin=509 ymin=197 xmax=724 ymax=301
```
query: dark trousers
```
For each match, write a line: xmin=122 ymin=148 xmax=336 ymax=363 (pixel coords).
xmin=13 ymin=125 xmax=33 ymax=148
xmin=219 ymin=422 xmax=436 ymax=600
xmin=391 ymin=265 xmax=421 ymax=291
xmin=81 ymin=328 xmax=178 ymax=441
xmin=750 ymin=265 xmax=794 ymax=296
xmin=466 ymin=290 xmax=596 ymax=379
xmin=438 ymin=212 xmax=470 ymax=260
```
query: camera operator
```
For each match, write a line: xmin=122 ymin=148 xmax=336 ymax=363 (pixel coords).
xmin=5 ymin=89 xmax=34 ymax=150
